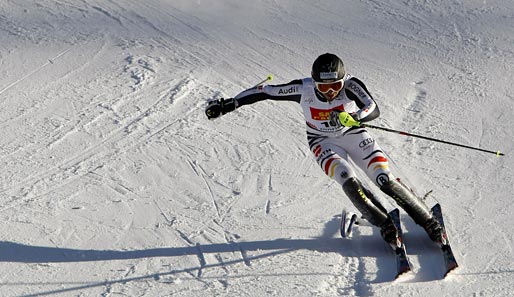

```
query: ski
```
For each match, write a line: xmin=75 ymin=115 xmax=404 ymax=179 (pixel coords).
xmin=340 ymin=205 xmax=456 ymax=279
xmin=388 ymin=209 xmax=412 ymax=279
xmin=431 ymin=203 xmax=459 ymax=277
xmin=340 ymin=209 xmax=358 ymax=238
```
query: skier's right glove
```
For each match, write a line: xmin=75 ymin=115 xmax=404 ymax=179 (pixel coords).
xmin=205 ymin=98 xmax=237 ymax=119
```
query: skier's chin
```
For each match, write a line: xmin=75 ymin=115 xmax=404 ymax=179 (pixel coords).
xmin=324 ymin=93 xmax=338 ymax=101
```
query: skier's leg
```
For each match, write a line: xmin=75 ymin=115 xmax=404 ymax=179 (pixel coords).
xmin=340 ymin=173 xmax=400 ymax=245
xmin=361 ymin=181 xmax=388 ymax=214
xmin=382 ymin=181 xmax=444 ymax=244
xmin=379 ymin=179 xmax=431 ymax=225
xmin=343 ymin=129 xmax=443 ymax=242
xmin=307 ymin=133 xmax=389 ymax=228
xmin=341 ymin=177 xmax=400 ymax=244
xmin=341 ymin=177 xmax=388 ymax=227
xmin=380 ymin=179 xmax=444 ymax=244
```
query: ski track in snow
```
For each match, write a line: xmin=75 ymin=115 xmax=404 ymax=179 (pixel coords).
xmin=0 ymin=0 xmax=513 ymax=296
xmin=0 ymin=73 xmax=194 ymax=210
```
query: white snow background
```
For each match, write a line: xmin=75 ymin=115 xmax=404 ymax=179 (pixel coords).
xmin=0 ymin=0 xmax=513 ymax=296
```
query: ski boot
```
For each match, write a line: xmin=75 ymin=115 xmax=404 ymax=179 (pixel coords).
xmin=380 ymin=217 xmax=400 ymax=249
xmin=423 ymin=216 xmax=447 ymax=247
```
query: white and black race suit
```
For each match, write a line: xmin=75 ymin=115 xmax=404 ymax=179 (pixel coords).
xmin=233 ymin=75 xmax=394 ymax=188
xmin=235 ymin=74 xmax=392 ymax=187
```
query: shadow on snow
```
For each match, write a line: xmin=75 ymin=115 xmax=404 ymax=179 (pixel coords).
xmin=2 ymin=215 xmax=448 ymax=296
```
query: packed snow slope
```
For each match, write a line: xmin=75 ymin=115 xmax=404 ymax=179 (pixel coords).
xmin=0 ymin=0 xmax=513 ymax=296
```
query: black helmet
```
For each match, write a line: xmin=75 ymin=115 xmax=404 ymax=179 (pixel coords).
xmin=311 ymin=53 xmax=345 ymax=83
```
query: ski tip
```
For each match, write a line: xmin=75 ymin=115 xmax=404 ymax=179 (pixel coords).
xmin=340 ymin=209 xmax=348 ymax=238
xmin=388 ymin=208 xmax=400 ymax=216
xmin=340 ymin=210 xmax=357 ymax=239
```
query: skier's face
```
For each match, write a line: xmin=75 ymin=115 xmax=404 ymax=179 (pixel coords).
xmin=315 ymin=79 xmax=344 ymax=101
xmin=323 ymin=89 xmax=340 ymax=101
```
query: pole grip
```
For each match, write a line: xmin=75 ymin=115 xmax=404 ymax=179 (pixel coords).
xmin=252 ymin=74 xmax=273 ymax=88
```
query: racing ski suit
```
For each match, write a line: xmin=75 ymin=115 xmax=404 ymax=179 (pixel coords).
xmin=212 ymin=75 xmax=434 ymax=230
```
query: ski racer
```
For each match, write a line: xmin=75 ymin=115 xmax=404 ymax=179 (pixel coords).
xmin=205 ymin=53 xmax=445 ymax=248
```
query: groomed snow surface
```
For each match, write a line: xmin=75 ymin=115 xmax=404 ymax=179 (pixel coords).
xmin=0 ymin=1 xmax=513 ymax=296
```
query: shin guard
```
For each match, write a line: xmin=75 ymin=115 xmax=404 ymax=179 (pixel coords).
xmin=342 ymin=177 xmax=388 ymax=227
xmin=380 ymin=179 xmax=431 ymax=226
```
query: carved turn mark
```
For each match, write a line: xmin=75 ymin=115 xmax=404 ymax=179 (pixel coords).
xmin=175 ymin=229 xmax=194 ymax=246
xmin=0 ymin=47 xmax=72 ymax=96
xmin=91 ymin=6 xmax=123 ymax=26
xmin=153 ymin=200 xmax=176 ymax=226
xmin=265 ymin=173 xmax=273 ymax=214
xmin=406 ymin=81 xmax=428 ymax=113
xmin=123 ymin=54 xmax=160 ymax=92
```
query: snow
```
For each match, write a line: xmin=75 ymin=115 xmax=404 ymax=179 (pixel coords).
xmin=0 ymin=0 xmax=513 ymax=296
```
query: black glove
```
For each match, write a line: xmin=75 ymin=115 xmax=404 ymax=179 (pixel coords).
xmin=329 ymin=110 xmax=343 ymax=127
xmin=205 ymin=98 xmax=237 ymax=119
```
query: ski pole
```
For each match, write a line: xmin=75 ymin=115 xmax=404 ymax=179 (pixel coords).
xmin=361 ymin=123 xmax=505 ymax=157
xmin=252 ymin=74 xmax=273 ymax=88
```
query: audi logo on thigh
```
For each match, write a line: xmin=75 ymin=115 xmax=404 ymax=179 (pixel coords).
xmin=359 ymin=138 xmax=374 ymax=148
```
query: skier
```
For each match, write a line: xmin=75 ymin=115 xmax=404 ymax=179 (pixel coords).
xmin=205 ymin=53 xmax=445 ymax=249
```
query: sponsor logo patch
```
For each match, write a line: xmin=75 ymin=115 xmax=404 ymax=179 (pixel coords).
xmin=310 ymin=104 xmax=345 ymax=121
xmin=320 ymin=72 xmax=338 ymax=79
xmin=359 ymin=138 xmax=374 ymax=148
xmin=349 ymin=82 xmax=366 ymax=98
xmin=278 ymin=86 xmax=298 ymax=95
xmin=376 ymin=173 xmax=390 ymax=187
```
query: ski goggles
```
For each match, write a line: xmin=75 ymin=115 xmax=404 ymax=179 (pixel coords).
xmin=315 ymin=79 xmax=344 ymax=93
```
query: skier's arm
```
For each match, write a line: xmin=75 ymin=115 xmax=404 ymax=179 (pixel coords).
xmin=344 ymin=77 xmax=380 ymax=122
xmin=234 ymin=79 xmax=302 ymax=107
xmin=205 ymin=80 xmax=302 ymax=119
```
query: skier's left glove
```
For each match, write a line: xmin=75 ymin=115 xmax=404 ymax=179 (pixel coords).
xmin=205 ymin=98 xmax=237 ymax=119
xmin=337 ymin=111 xmax=361 ymax=127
